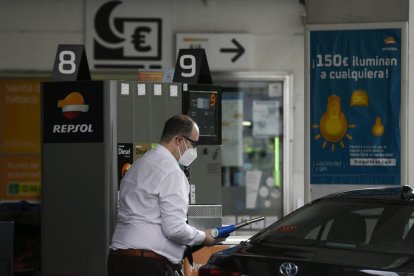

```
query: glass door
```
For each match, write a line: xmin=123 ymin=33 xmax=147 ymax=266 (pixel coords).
xmin=213 ymin=72 xmax=291 ymax=234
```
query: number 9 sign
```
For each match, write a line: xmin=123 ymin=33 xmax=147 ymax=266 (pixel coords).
xmin=173 ymin=49 xmax=212 ymax=84
xmin=179 ymin=55 xmax=196 ymax=77
xmin=51 ymin=44 xmax=91 ymax=81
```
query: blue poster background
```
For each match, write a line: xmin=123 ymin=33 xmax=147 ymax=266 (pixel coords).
xmin=310 ymin=29 xmax=400 ymax=184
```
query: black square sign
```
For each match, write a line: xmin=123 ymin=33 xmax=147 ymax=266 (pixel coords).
xmin=42 ymin=81 xmax=104 ymax=143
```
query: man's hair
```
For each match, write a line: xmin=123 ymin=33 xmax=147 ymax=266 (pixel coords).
xmin=160 ymin=114 xmax=195 ymax=143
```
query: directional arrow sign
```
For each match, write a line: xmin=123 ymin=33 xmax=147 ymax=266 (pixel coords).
xmin=176 ymin=33 xmax=252 ymax=71
xmin=220 ymin=39 xmax=245 ymax=63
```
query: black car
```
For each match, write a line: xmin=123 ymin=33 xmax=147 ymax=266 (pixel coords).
xmin=199 ymin=186 xmax=414 ymax=276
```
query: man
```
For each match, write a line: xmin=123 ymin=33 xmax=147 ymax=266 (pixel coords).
xmin=108 ymin=114 xmax=220 ymax=276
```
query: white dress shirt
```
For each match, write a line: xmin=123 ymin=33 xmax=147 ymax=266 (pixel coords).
xmin=110 ymin=144 xmax=206 ymax=264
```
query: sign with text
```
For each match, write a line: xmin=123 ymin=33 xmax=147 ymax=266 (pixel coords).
xmin=51 ymin=44 xmax=91 ymax=81
xmin=0 ymin=155 xmax=41 ymax=201
xmin=176 ymin=33 xmax=252 ymax=70
xmin=42 ymin=81 xmax=104 ymax=143
xmin=117 ymin=143 xmax=133 ymax=189
xmin=173 ymin=49 xmax=212 ymax=84
xmin=85 ymin=0 xmax=172 ymax=70
xmin=1 ymin=80 xmax=41 ymax=154
xmin=310 ymin=28 xmax=401 ymax=185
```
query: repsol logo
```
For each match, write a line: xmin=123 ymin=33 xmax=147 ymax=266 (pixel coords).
xmin=52 ymin=124 xmax=93 ymax=133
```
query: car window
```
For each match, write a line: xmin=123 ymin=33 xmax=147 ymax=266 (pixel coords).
xmin=258 ymin=199 xmax=414 ymax=254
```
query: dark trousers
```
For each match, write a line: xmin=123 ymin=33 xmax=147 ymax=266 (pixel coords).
xmin=107 ymin=251 xmax=175 ymax=276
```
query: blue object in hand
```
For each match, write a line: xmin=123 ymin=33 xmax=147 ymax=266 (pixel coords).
xmin=211 ymin=225 xmax=236 ymax=238
xmin=210 ymin=216 xmax=265 ymax=238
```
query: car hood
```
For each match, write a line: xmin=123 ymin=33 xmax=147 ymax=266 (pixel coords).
xmin=208 ymin=243 xmax=414 ymax=276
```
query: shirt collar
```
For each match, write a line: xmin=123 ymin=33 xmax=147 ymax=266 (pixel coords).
xmin=155 ymin=144 xmax=179 ymax=165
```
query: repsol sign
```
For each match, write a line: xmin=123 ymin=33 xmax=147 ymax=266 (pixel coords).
xmin=42 ymin=81 xmax=104 ymax=143
xmin=53 ymin=124 xmax=94 ymax=133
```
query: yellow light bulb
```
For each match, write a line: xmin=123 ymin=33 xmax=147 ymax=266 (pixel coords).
xmin=372 ymin=117 xmax=384 ymax=137
xmin=319 ymin=95 xmax=348 ymax=143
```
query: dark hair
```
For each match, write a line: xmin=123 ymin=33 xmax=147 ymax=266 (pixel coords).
xmin=160 ymin=114 xmax=195 ymax=143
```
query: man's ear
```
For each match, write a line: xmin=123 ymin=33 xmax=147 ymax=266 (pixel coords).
xmin=174 ymin=136 xmax=181 ymax=146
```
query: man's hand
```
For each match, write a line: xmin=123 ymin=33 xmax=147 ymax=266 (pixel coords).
xmin=203 ymin=229 xmax=225 ymax=246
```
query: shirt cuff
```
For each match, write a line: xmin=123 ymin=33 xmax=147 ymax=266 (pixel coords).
xmin=196 ymin=229 xmax=207 ymax=245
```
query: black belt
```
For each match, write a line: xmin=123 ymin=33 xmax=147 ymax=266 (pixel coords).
xmin=111 ymin=249 xmax=183 ymax=275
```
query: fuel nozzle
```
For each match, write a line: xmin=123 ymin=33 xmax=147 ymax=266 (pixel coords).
xmin=211 ymin=216 xmax=265 ymax=238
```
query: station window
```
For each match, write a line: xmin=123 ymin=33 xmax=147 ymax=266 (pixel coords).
xmin=213 ymin=72 xmax=290 ymax=234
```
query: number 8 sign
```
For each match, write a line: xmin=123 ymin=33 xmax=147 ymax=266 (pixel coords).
xmin=173 ymin=49 xmax=212 ymax=84
xmin=51 ymin=44 xmax=91 ymax=81
xmin=58 ymin=51 xmax=77 ymax=74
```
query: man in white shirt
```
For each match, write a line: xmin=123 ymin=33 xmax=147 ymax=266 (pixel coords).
xmin=107 ymin=114 xmax=220 ymax=276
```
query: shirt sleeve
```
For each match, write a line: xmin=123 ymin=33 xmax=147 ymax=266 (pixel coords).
xmin=157 ymin=169 xmax=206 ymax=246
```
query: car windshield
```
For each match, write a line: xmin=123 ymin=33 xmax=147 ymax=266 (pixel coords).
xmin=256 ymin=199 xmax=414 ymax=255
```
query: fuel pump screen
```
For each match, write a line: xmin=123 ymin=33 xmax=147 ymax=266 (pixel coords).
xmin=189 ymin=92 xmax=216 ymax=136
xmin=186 ymin=85 xmax=221 ymax=145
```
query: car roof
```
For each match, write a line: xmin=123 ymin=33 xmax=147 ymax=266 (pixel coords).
xmin=321 ymin=185 xmax=414 ymax=201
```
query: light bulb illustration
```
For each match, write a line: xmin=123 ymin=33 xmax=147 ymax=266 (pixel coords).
xmin=372 ymin=116 xmax=384 ymax=137
xmin=312 ymin=95 xmax=355 ymax=152
xmin=350 ymin=89 xmax=369 ymax=107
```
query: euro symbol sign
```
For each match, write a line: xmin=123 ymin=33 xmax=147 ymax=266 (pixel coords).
xmin=131 ymin=26 xmax=151 ymax=52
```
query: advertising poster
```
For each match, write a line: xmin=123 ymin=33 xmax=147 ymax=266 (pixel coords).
xmin=1 ymin=80 xmax=41 ymax=154
xmin=0 ymin=155 xmax=41 ymax=201
xmin=221 ymin=93 xmax=243 ymax=167
xmin=0 ymin=80 xmax=42 ymax=201
xmin=310 ymin=28 xmax=401 ymax=185
xmin=252 ymin=100 xmax=281 ymax=137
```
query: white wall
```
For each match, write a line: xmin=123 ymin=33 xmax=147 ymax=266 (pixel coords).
xmin=0 ymin=0 xmax=306 ymax=213
xmin=0 ymin=1 xmax=84 ymax=71
xmin=306 ymin=0 xmax=408 ymax=24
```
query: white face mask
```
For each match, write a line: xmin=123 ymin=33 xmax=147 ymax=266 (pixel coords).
xmin=178 ymin=140 xmax=197 ymax=166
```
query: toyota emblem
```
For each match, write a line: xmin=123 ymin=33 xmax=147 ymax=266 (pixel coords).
xmin=279 ymin=262 xmax=298 ymax=276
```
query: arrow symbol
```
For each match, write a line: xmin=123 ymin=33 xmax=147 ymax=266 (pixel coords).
xmin=220 ymin=39 xmax=245 ymax=63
